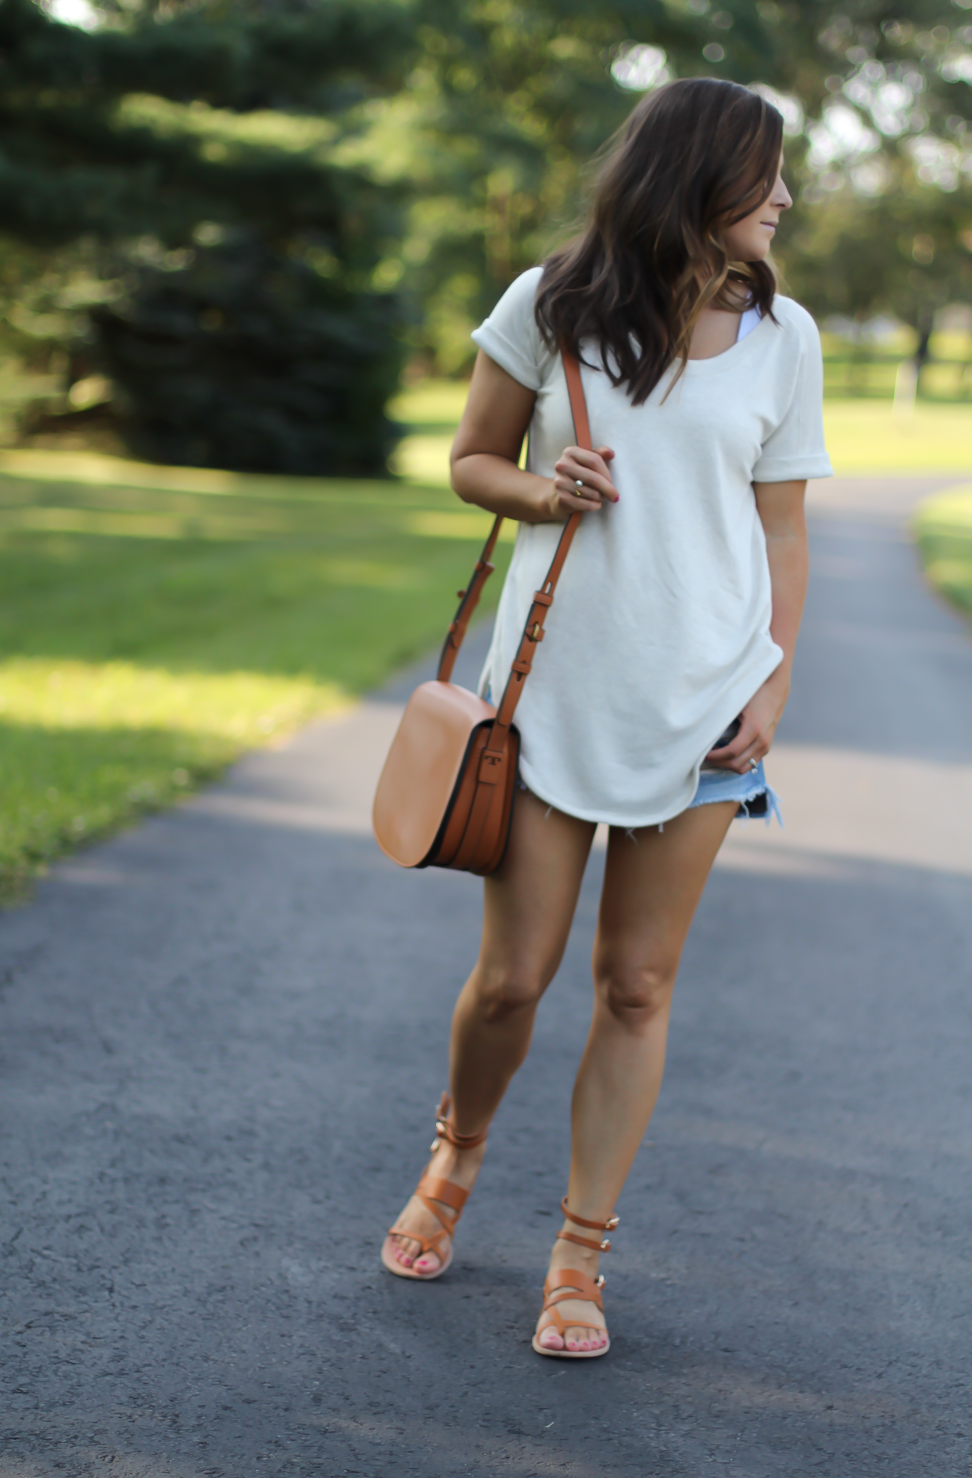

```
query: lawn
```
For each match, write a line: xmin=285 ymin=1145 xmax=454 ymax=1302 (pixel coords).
xmin=822 ymin=402 xmax=972 ymax=474
xmin=912 ymin=484 xmax=972 ymax=624
xmin=0 ymin=414 xmax=511 ymax=896
xmin=3 ymin=380 xmax=971 ymax=898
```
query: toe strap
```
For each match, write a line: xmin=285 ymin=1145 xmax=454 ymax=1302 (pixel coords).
xmin=542 ymin=1267 xmax=605 ymax=1312
xmin=387 ymin=1172 xmax=469 ymax=1258
xmin=386 ymin=1222 xmax=449 ymax=1259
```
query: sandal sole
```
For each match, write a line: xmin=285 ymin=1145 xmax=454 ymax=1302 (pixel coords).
xmin=532 ymin=1335 xmax=610 ymax=1359
xmin=380 ymin=1235 xmax=453 ymax=1281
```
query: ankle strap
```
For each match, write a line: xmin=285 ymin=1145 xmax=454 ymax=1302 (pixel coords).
xmin=556 ymin=1196 xmax=620 ymax=1253
xmin=430 ymin=1092 xmax=489 ymax=1151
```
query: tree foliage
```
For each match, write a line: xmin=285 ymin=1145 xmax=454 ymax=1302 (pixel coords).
xmin=4 ymin=0 xmax=972 ymax=460
xmin=363 ymin=0 xmax=782 ymax=368
xmin=366 ymin=0 xmax=972 ymax=365
xmin=0 ymin=0 xmax=416 ymax=245
xmin=766 ymin=3 xmax=972 ymax=338
xmin=93 ymin=237 xmax=405 ymax=472
xmin=0 ymin=0 xmax=417 ymax=470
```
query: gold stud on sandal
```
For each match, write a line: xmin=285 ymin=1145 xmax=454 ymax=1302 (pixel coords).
xmin=380 ymin=1093 xmax=488 ymax=1282
xmin=532 ymin=1198 xmax=619 ymax=1359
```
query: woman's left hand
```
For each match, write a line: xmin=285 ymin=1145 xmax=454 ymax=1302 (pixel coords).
xmin=705 ymin=669 xmax=790 ymax=775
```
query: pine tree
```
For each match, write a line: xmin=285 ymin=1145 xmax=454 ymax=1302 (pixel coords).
xmin=0 ymin=0 xmax=417 ymax=471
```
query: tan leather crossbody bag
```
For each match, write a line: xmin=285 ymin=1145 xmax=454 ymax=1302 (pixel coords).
xmin=372 ymin=350 xmax=592 ymax=876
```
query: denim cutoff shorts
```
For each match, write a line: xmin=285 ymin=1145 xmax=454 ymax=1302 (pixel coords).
xmin=692 ymin=759 xmax=782 ymax=826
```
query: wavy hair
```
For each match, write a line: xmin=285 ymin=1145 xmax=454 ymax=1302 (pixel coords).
xmin=535 ymin=78 xmax=784 ymax=404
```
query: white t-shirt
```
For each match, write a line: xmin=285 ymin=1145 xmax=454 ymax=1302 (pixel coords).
xmin=471 ymin=267 xmax=832 ymax=827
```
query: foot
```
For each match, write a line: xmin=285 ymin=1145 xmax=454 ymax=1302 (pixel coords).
xmin=534 ymin=1232 xmax=609 ymax=1354
xmin=388 ymin=1137 xmax=486 ymax=1275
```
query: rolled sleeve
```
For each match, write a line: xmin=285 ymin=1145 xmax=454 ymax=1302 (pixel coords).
xmin=752 ymin=308 xmax=833 ymax=483
xmin=470 ymin=266 xmax=551 ymax=392
xmin=753 ymin=448 xmax=834 ymax=481
xmin=470 ymin=321 xmax=543 ymax=390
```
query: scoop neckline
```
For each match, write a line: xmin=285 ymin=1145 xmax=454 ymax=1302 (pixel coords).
xmin=681 ymin=309 xmax=771 ymax=376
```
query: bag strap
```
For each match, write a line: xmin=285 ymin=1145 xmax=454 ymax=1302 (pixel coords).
xmin=436 ymin=348 xmax=591 ymax=712
xmin=437 ymin=512 xmax=505 ymax=682
xmin=485 ymin=348 xmax=588 ymax=762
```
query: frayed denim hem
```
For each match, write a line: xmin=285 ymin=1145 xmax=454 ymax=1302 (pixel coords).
xmin=690 ymin=760 xmax=783 ymax=828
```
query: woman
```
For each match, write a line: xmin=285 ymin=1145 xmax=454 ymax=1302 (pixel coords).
xmin=381 ymin=77 xmax=831 ymax=1358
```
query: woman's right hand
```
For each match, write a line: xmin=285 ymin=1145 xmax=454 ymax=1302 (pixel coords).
xmin=548 ymin=445 xmax=619 ymax=520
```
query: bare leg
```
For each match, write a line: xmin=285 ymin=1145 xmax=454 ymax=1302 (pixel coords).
xmin=388 ymin=789 xmax=596 ymax=1272
xmin=535 ymin=801 xmax=737 ymax=1352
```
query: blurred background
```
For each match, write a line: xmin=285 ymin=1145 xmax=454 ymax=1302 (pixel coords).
xmin=2 ymin=0 xmax=972 ymax=895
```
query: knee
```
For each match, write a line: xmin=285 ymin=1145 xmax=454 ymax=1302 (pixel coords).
xmin=593 ymin=955 xmax=678 ymax=1029
xmin=473 ymin=961 xmax=549 ymax=1022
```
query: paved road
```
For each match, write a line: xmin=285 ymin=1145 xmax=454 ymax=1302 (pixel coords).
xmin=2 ymin=475 xmax=971 ymax=1477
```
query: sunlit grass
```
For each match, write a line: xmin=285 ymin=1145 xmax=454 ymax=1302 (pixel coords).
xmin=392 ymin=432 xmax=457 ymax=487
xmin=822 ymin=402 xmax=972 ymax=473
xmin=912 ymin=485 xmax=972 ymax=624
xmin=0 ymin=659 xmax=344 ymax=894
xmin=0 ymin=443 xmax=510 ymax=896
xmin=390 ymin=379 xmax=468 ymax=430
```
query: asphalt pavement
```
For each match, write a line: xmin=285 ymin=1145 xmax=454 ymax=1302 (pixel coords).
xmin=2 ymin=474 xmax=971 ymax=1477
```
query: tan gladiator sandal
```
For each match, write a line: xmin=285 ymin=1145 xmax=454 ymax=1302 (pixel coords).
xmin=380 ymin=1092 xmax=488 ymax=1282
xmin=532 ymin=1197 xmax=619 ymax=1359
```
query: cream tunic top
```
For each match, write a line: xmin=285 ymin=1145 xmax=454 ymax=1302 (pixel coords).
xmin=471 ymin=267 xmax=832 ymax=827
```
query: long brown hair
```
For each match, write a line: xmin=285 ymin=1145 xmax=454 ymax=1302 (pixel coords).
xmin=535 ymin=78 xmax=784 ymax=404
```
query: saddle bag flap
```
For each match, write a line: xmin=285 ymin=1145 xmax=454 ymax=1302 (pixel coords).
xmin=372 ymin=679 xmax=496 ymax=867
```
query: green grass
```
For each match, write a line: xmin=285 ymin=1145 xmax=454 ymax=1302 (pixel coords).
xmin=0 ymin=437 xmax=511 ymax=897
xmin=4 ymin=375 xmax=972 ymax=898
xmin=821 ymin=357 xmax=972 ymax=402
xmin=822 ymin=402 xmax=972 ymax=473
xmin=912 ymin=485 xmax=972 ymax=624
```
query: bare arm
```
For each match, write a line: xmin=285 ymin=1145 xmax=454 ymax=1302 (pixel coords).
xmin=707 ymin=479 xmax=808 ymax=773
xmin=756 ymin=478 xmax=809 ymax=695
xmin=449 ymin=350 xmax=618 ymax=524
